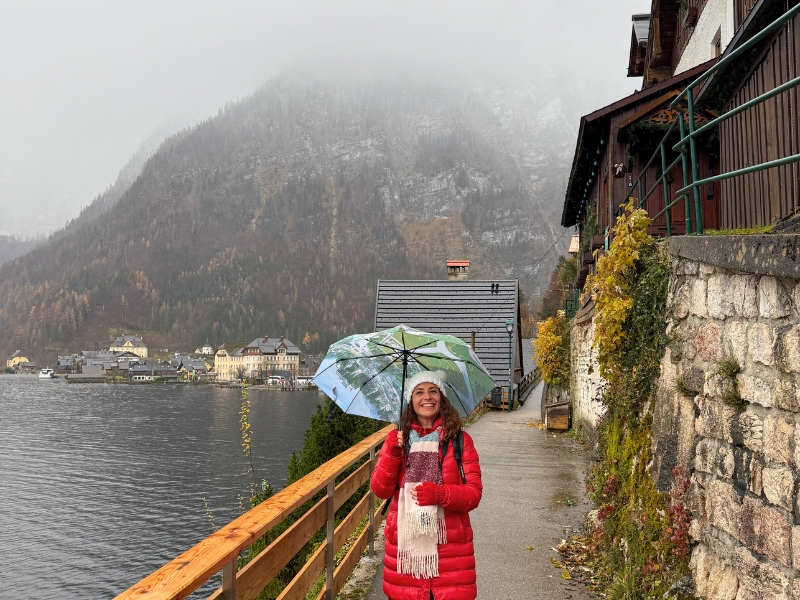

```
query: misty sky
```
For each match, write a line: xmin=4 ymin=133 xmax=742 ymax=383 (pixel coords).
xmin=0 ymin=0 xmax=646 ymax=238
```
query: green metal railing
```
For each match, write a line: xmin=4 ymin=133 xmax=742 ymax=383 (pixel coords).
xmin=563 ymin=286 xmax=580 ymax=319
xmin=605 ymin=3 xmax=800 ymax=236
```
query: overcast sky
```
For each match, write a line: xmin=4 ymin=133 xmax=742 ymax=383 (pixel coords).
xmin=0 ymin=0 xmax=646 ymax=237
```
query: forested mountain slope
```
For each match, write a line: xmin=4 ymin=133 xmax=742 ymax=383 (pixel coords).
xmin=0 ymin=71 xmax=576 ymax=360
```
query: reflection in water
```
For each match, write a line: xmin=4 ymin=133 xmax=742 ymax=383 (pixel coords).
xmin=0 ymin=376 xmax=324 ymax=599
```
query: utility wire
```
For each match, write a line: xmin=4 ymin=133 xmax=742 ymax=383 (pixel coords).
xmin=473 ymin=226 xmax=573 ymax=335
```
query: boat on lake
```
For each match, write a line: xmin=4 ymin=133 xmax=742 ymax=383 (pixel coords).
xmin=38 ymin=368 xmax=55 ymax=379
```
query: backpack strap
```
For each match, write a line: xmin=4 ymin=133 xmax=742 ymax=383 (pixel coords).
xmin=440 ymin=433 xmax=466 ymax=484
xmin=453 ymin=432 xmax=466 ymax=484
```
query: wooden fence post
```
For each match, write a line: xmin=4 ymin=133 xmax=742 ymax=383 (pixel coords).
xmin=221 ymin=558 xmax=236 ymax=600
xmin=325 ymin=478 xmax=335 ymax=600
xmin=368 ymin=447 xmax=376 ymax=558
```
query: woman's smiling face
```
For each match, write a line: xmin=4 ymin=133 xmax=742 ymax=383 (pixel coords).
xmin=411 ymin=382 xmax=441 ymax=426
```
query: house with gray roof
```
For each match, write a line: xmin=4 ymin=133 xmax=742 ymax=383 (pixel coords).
xmin=374 ymin=277 xmax=524 ymax=393
xmin=215 ymin=335 xmax=301 ymax=382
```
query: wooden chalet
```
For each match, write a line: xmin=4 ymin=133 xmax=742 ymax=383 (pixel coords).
xmin=374 ymin=278 xmax=525 ymax=407
xmin=565 ymin=0 xmax=800 ymax=289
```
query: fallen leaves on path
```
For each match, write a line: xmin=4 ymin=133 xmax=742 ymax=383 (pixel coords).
xmin=555 ymin=536 xmax=604 ymax=596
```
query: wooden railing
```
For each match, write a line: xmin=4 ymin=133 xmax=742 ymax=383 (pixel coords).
xmin=114 ymin=424 xmax=393 ymax=600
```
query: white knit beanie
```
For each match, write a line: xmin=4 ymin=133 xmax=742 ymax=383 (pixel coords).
xmin=403 ymin=369 xmax=447 ymax=403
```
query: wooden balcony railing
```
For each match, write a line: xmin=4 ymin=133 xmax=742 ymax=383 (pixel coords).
xmin=114 ymin=424 xmax=393 ymax=600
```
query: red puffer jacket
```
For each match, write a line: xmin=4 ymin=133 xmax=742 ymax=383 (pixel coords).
xmin=370 ymin=419 xmax=482 ymax=600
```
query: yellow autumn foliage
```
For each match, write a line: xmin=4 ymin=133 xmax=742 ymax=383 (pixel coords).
xmin=584 ymin=198 xmax=653 ymax=380
xmin=533 ymin=311 xmax=570 ymax=387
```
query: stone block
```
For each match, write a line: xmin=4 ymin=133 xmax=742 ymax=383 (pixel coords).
xmin=708 ymin=273 xmax=735 ymax=319
xmin=732 ymin=275 xmax=759 ymax=318
xmin=687 ymin=477 xmax=708 ymax=523
xmin=734 ymin=545 xmax=792 ymax=599
xmin=700 ymin=262 xmax=716 ymax=276
xmin=793 ymin=527 xmax=800 ymax=569
xmin=778 ymin=325 xmax=800 ymax=374
xmin=764 ymin=412 xmax=795 ymax=465
xmin=697 ymin=321 xmax=724 ymax=362
xmin=707 ymin=478 xmax=743 ymax=541
xmin=733 ymin=447 xmax=753 ymax=491
xmin=748 ymin=322 xmax=775 ymax=366
xmin=750 ymin=452 xmax=764 ymax=496
xmin=683 ymin=260 xmax=699 ymax=276
xmin=671 ymin=280 xmax=691 ymax=320
xmin=760 ymin=276 xmax=792 ymax=319
xmin=690 ymin=543 xmax=739 ymax=600
xmin=775 ymin=377 xmax=800 ymax=413
xmin=685 ymin=342 xmax=697 ymax=361
xmin=739 ymin=374 xmax=774 ymax=408
xmin=683 ymin=366 xmax=705 ymax=394
xmin=723 ymin=321 xmax=749 ymax=368
xmin=762 ymin=465 xmax=794 ymax=511
xmin=739 ymin=495 xmax=793 ymax=566
xmin=696 ymin=396 xmax=736 ymax=442
xmin=695 ymin=438 xmax=721 ymax=474
xmin=691 ymin=278 xmax=709 ymax=318
xmin=791 ymin=282 xmax=800 ymax=320
xmin=740 ymin=410 xmax=764 ymax=453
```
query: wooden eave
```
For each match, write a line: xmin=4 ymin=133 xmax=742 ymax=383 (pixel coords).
xmin=561 ymin=60 xmax=716 ymax=228
xmin=695 ymin=0 xmax=793 ymax=106
xmin=643 ymin=0 xmax=681 ymax=87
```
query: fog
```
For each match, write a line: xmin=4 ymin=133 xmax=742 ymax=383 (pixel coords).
xmin=0 ymin=0 xmax=646 ymax=238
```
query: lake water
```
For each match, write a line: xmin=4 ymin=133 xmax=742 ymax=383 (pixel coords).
xmin=0 ymin=376 xmax=325 ymax=599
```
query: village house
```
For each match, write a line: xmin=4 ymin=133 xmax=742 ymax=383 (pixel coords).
xmin=214 ymin=335 xmax=300 ymax=382
xmin=6 ymin=350 xmax=29 ymax=370
xmin=566 ymin=0 xmax=800 ymax=289
xmin=109 ymin=334 xmax=148 ymax=359
xmin=375 ymin=260 xmax=529 ymax=409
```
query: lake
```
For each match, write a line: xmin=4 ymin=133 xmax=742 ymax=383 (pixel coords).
xmin=0 ymin=376 xmax=325 ymax=599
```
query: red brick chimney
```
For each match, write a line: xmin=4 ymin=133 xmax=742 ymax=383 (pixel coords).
xmin=447 ymin=260 xmax=470 ymax=281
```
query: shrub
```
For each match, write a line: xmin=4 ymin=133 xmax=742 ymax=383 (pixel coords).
xmin=533 ymin=312 xmax=570 ymax=388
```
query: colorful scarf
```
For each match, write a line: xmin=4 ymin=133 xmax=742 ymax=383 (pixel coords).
xmin=397 ymin=427 xmax=447 ymax=579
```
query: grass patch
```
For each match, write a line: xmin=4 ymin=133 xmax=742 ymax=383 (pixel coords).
xmin=704 ymin=224 xmax=773 ymax=236
xmin=716 ymin=357 xmax=746 ymax=411
xmin=672 ymin=375 xmax=697 ymax=399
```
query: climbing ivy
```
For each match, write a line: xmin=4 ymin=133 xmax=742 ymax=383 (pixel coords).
xmin=577 ymin=200 xmax=692 ymax=598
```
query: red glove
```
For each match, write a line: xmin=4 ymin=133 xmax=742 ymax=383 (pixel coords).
xmin=415 ymin=482 xmax=447 ymax=506
xmin=384 ymin=430 xmax=404 ymax=456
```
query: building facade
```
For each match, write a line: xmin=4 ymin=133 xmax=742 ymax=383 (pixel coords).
xmin=214 ymin=335 xmax=300 ymax=382
xmin=109 ymin=335 xmax=148 ymax=359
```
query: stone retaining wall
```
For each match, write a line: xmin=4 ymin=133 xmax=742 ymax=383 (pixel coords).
xmin=652 ymin=236 xmax=800 ymax=599
xmin=570 ymin=313 xmax=605 ymax=441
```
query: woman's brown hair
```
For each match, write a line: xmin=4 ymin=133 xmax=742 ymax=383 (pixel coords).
xmin=399 ymin=390 xmax=462 ymax=440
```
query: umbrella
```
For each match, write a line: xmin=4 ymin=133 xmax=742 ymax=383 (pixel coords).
xmin=312 ymin=324 xmax=496 ymax=422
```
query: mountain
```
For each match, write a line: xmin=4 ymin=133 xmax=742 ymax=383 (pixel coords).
xmin=0 ymin=70 xmax=577 ymax=361
xmin=0 ymin=125 xmax=176 ymax=266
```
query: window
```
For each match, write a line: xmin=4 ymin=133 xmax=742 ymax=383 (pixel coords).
xmin=712 ymin=28 xmax=722 ymax=58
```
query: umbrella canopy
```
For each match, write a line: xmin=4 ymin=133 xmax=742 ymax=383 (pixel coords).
xmin=312 ymin=325 xmax=496 ymax=422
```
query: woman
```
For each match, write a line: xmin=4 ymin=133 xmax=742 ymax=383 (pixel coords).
xmin=370 ymin=370 xmax=483 ymax=600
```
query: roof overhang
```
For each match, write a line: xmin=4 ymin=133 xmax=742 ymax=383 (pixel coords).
xmin=696 ymin=0 xmax=798 ymax=106
xmin=628 ymin=14 xmax=650 ymax=77
xmin=560 ymin=60 xmax=716 ymax=228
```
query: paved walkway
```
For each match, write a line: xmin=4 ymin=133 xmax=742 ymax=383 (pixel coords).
xmin=366 ymin=382 xmax=596 ymax=599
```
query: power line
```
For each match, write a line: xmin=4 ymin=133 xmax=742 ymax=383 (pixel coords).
xmin=474 ymin=227 xmax=572 ymax=335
